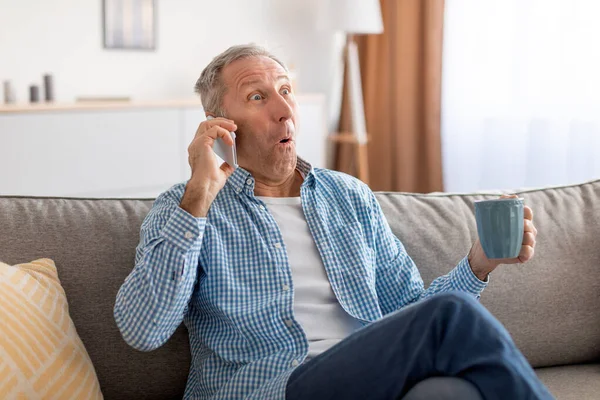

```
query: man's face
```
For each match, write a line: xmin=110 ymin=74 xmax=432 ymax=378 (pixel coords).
xmin=220 ymin=56 xmax=299 ymax=181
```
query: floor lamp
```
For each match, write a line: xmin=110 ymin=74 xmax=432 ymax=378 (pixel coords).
xmin=320 ymin=0 xmax=383 ymax=185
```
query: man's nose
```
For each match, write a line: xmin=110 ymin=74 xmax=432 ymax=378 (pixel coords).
xmin=271 ymin=94 xmax=293 ymax=122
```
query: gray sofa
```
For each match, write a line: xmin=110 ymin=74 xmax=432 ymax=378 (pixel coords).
xmin=1 ymin=179 xmax=599 ymax=399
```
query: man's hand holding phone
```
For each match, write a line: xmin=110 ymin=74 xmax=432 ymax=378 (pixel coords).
xmin=207 ymin=116 xmax=238 ymax=168
xmin=180 ymin=117 xmax=237 ymax=218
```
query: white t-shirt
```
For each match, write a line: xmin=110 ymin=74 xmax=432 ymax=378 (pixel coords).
xmin=257 ymin=196 xmax=363 ymax=360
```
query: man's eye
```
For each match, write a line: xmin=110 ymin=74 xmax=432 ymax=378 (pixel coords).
xmin=281 ymin=88 xmax=290 ymax=95
xmin=250 ymin=94 xmax=263 ymax=101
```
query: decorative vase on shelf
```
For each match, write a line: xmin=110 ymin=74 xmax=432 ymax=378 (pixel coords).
xmin=43 ymin=74 xmax=55 ymax=102
xmin=3 ymin=81 xmax=16 ymax=104
xmin=29 ymin=85 xmax=40 ymax=103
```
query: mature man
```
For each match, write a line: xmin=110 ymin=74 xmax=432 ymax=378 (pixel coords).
xmin=114 ymin=44 xmax=553 ymax=400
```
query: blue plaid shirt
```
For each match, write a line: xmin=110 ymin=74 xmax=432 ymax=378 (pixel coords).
xmin=114 ymin=157 xmax=487 ymax=399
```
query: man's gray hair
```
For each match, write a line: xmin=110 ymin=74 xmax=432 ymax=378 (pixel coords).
xmin=194 ymin=44 xmax=288 ymax=117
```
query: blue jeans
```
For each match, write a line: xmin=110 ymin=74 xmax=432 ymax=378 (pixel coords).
xmin=285 ymin=291 xmax=554 ymax=400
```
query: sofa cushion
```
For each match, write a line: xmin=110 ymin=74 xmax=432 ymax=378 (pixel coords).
xmin=535 ymin=363 xmax=600 ymax=400
xmin=376 ymin=179 xmax=600 ymax=368
xmin=0 ymin=259 xmax=103 ymax=399
xmin=0 ymin=197 xmax=190 ymax=400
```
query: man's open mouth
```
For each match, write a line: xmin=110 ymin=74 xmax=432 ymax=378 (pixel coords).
xmin=279 ymin=138 xmax=292 ymax=143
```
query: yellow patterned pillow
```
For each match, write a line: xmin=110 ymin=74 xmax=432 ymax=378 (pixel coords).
xmin=0 ymin=259 xmax=103 ymax=399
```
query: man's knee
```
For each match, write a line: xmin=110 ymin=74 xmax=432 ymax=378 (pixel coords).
xmin=422 ymin=291 xmax=514 ymax=343
xmin=422 ymin=291 xmax=491 ymax=325
xmin=427 ymin=291 xmax=481 ymax=312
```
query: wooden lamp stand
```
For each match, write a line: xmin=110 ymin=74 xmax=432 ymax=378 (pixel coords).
xmin=329 ymin=34 xmax=370 ymax=185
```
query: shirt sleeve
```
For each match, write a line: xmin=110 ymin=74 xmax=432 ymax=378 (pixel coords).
xmin=369 ymin=191 xmax=488 ymax=316
xmin=114 ymin=188 xmax=205 ymax=351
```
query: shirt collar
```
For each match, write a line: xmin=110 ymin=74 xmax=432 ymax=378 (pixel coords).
xmin=227 ymin=156 xmax=315 ymax=195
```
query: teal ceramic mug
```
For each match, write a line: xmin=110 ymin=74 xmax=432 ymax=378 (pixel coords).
xmin=474 ymin=198 xmax=524 ymax=259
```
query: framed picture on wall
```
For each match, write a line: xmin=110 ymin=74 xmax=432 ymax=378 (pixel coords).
xmin=103 ymin=0 xmax=156 ymax=50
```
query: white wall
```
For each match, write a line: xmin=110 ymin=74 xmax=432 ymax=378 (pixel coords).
xmin=0 ymin=0 xmax=344 ymax=129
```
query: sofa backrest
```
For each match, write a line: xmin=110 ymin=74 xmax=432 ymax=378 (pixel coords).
xmin=0 ymin=197 xmax=190 ymax=400
xmin=1 ymin=179 xmax=599 ymax=398
xmin=377 ymin=179 xmax=600 ymax=368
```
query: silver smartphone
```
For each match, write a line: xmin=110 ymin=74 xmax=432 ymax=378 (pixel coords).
xmin=206 ymin=116 xmax=237 ymax=168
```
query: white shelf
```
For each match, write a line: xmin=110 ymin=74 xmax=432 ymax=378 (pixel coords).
xmin=0 ymin=94 xmax=325 ymax=114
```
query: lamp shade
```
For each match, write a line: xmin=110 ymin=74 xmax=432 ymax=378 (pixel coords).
xmin=317 ymin=0 xmax=383 ymax=34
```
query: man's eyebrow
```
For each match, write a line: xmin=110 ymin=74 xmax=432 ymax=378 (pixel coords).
xmin=239 ymin=75 xmax=290 ymax=89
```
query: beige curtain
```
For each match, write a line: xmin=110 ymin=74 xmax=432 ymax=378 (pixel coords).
xmin=335 ymin=0 xmax=445 ymax=193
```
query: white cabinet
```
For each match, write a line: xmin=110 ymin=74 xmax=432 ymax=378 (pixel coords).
xmin=0 ymin=95 xmax=327 ymax=197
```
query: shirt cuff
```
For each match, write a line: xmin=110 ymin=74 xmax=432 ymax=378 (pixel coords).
xmin=160 ymin=205 xmax=206 ymax=253
xmin=449 ymin=256 xmax=488 ymax=298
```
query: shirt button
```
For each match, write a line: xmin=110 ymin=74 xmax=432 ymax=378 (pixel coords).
xmin=285 ymin=319 xmax=293 ymax=327
xmin=291 ymin=360 xmax=300 ymax=367
xmin=246 ymin=178 xmax=253 ymax=185
xmin=274 ymin=243 xmax=282 ymax=249
xmin=259 ymin=205 xmax=266 ymax=211
xmin=184 ymin=231 xmax=194 ymax=239
xmin=152 ymin=318 xmax=158 ymax=324
xmin=282 ymin=284 xmax=290 ymax=291
xmin=236 ymin=187 xmax=242 ymax=193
